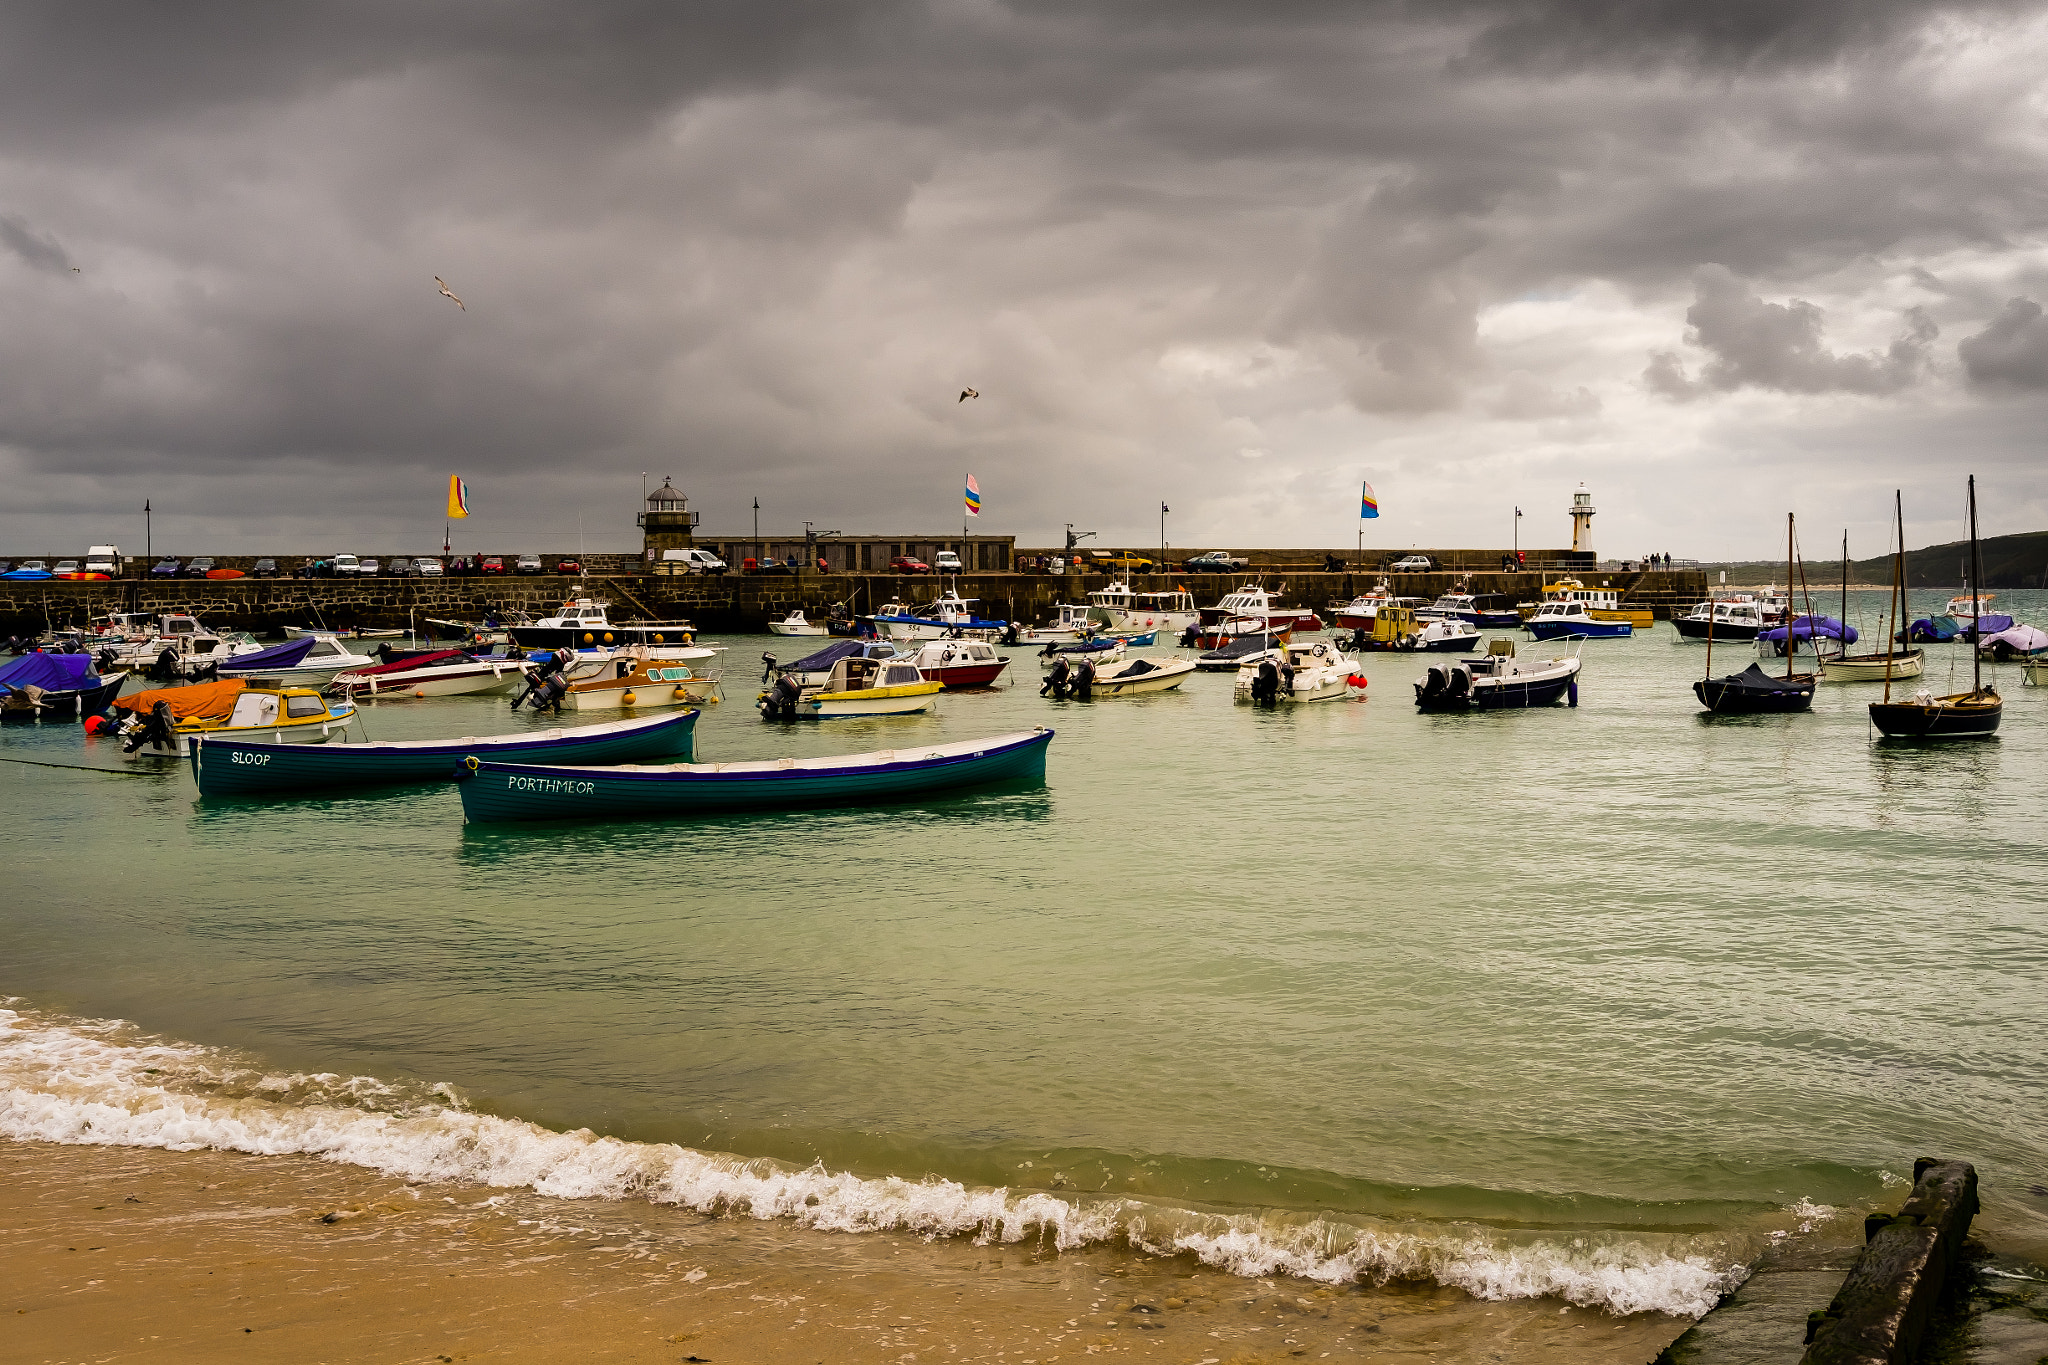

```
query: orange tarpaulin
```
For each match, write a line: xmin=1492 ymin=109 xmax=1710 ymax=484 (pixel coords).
xmin=113 ymin=678 xmax=247 ymax=718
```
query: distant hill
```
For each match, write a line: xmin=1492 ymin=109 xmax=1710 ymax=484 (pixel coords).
xmin=1703 ymin=530 xmax=2048 ymax=589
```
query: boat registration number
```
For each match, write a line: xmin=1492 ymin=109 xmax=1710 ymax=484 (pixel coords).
xmin=506 ymin=776 xmax=596 ymax=794
xmin=230 ymin=751 xmax=271 ymax=766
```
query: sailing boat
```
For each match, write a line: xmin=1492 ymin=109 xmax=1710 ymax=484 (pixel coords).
xmin=1869 ymin=476 xmax=2002 ymax=739
xmin=1694 ymin=513 xmax=1817 ymax=713
xmin=1821 ymin=512 xmax=1925 ymax=682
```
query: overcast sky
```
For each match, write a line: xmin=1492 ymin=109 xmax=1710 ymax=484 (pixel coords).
xmin=4 ymin=0 xmax=2048 ymax=559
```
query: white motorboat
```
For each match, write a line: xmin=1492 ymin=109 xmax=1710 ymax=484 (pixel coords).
xmin=1038 ymin=638 xmax=1125 ymax=670
xmin=565 ymin=654 xmax=721 ymax=711
xmin=871 ymin=591 xmax=1006 ymax=642
xmin=904 ymin=638 xmax=1011 ymax=687
xmin=1944 ymin=592 xmax=1994 ymax=628
xmin=759 ymin=655 xmax=942 ymax=718
xmin=768 ymin=609 xmax=830 ymax=637
xmin=1672 ymin=598 xmax=1768 ymax=641
xmin=1522 ymin=603 xmax=1630 ymax=641
xmin=510 ymin=598 xmax=697 ymax=650
xmin=1414 ymin=641 xmax=1582 ymax=711
xmin=329 ymin=651 xmax=537 ymax=698
xmin=1017 ymin=602 xmax=1099 ymax=644
xmin=217 ymin=633 xmax=379 ymax=685
xmin=1233 ymin=639 xmax=1367 ymax=703
xmin=1079 ymin=655 xmax=1197 ymax=696
xmin=1207 ymin=583 xmax=1324 ymax=633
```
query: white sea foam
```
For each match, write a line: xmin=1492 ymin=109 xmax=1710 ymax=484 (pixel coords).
xmin=0 ymin=1006 xmax=1746 ymax=1318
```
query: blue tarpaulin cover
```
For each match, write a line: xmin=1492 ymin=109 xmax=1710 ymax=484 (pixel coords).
xmin=0 ymin=652 xmax=98 ymax=691
xmin=1901 ymin=615 xmax=1959 ymax=642
xmin=1760 ymin=615 xmax=1859 ymax=645
xmin=779 ymin=640 xmax=898 ymax=673
xmin=1966 ymin=613 xmax=2014 ymax=637
xmin=217 ymin=636 xmax=316 ymax=672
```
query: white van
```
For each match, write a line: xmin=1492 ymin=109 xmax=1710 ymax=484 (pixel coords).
xmin=331 ymin=553 xmax=362 ymax=575
xmin=659 ymin=548 xmax=727 ymax=575
xmin=85 ymin=545 xmax=121 ymax=575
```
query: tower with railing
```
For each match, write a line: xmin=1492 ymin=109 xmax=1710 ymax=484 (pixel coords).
xmin=638 ymin=477 xmax=699 ymax=561
xmin=1569 ymin=481 xmax=1596 ymax=554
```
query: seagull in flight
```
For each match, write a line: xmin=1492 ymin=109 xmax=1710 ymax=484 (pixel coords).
xmin=435 ymin=276 xmax=465 ymax=311
xmin=958 ymin=388 xmax=979 ymax=402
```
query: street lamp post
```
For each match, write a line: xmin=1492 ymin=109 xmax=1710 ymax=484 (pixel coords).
xmin=753 ymin=497 xmax=761 ymax=569
xmin=145 ymin=499 xmax=152 ymax=561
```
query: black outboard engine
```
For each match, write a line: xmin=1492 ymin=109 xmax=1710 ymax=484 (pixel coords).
xmin=532 ymin=672 xmax=568 ymax=715
xmin=1419 ymin=664 xmax=1448 ymax=702
xmin=1349 ymin=626 xmax=1368 ymax=652
xmin=1446 ymin=666 xmax=1470 ymax=700
xmin=124 ymin=699 xmax=179 ymax=755
xmin=1278 ymin=660 xmax=1295 ymax=699
xmin=761 ymin=652 xmax=778 ymax=684
xmin=1001 ymin=621 xmax=1020 ymax=647
xmin=1041 ymin=656 xmax=1071 ymax=699
xmin=1039 ymin=640 xmax=1059 ymax=660
xmin=96 ymin=647 xmax=118 ymax=673
xmin=1179 ymin=624 xmax=1201 ymax=649
xmin=1252 ymin=659 xmax=1280 ymax=704
xmin=759 ymin=673 xmax=803 ymax=719
xmin=151 ymin=646 xmax=179 ymax=682
xmin=1073 ymin=659 xmax=1095 ymax=700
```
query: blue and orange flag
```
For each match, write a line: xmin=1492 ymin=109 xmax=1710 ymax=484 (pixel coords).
xmin=1361 ymin=481 xmax=1379 ymax=520
xmin=964 ymin=474 xmax=981 ymax=517
xmin=448 ymin=475 xmax=470 ymax=520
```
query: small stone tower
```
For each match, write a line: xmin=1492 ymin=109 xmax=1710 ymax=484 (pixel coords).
xmin=1569 ymin=481 xmax=1596 ymax=554
xmin=639 ymin=477 xmax=699 ymax=560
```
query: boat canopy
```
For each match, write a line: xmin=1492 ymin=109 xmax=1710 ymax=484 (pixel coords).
xmin=0 ymin=652 xmax=98 ymax=691
xmin=1760 ymin=616 xmax=1858 ymax=645
xmin=114 ymin=678 xmax=248 ymax=717
xmin=1969 ymin=613 xmax=2014 ymax=636
xmin=343 ymin=648 xmax=472 ymax=678
xmin=1979 ymin=624 xmax=2048 ymax=655
xmin=216 ymin=637 xmax=317 ymax=672
xmin=1901 ymin=616 xmax=1959 ymax=642
xmin=781 ymin=639 xmax=871 ymax=673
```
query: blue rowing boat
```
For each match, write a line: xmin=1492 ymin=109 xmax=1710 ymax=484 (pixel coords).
xmin=189 ymin=710 xmax=699 ymax=797
xmin=453 ymin=726 xmax=1054 ymax=823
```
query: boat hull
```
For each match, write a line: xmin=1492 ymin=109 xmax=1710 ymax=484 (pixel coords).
xmin=1672 ymin=617 xmax=1762 ymax=641
xmin=1527 ymin=620 xmax=1632 ymax=641
xmin=339 ymin=662 xmax=533 ymax=697
xmin=1694 ymin=668 xmax=1815 ymax=714
xmin=767 ymin=623 xmax=829 ymax=636
xmin=0 ymin=677 xmax=126 ymax=721
xmin=454 ymin=727 xmax=1052 ymax=822
xmin=511 ymin=624 xmax=696 ymax=650
xmin=920 ymin=661 xmax=1010 ymax=688
xmin=1819 ymin=650 xmax=1925 ymax=683
xmin=190 ymin=711 xmax=700 ymax=796
xmin=567 ymin=682 xmax=705 ymax=711
xmin=1868 ymin=693 xmax=2002 ymax=739
xmin=1087 ymin=658 xmax=1196 ymax=696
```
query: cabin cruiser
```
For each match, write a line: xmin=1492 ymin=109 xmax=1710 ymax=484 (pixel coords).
xmin=1516 ymin=579 xmax=1653 ymax=630
xmin=1086 ymin=582 xmax=1200 ymax=635
xmin=510 ymin=598 xmax=697 ymax=651
xmin=1944 ymin=593 xmax=1994 ymax=628
xmin=768 ymin=609 xmax=829 ymax=636
xmin=564 ymin=654 xmax=719 ymax=711
xmin=1233 ymin=639 xmax=1367 ymax=703
xmin=869 ymin=591 xmax=1007 ymax=642
xmin=1672 ymin=597 xmax=1768 ymax=641
xmin=904 ymin=638 xmax=1010 ymax=687
xmin=1415 ymin=592 xmax=1522 ymax=628
xmin=1355 ymin=606 xmax=1483 ymax=652
xmin=1415 ymin=640 xmax=1581 ymax=710
xmin=1523 ymin=602 xmax=1632 ymax=641
xmin=1017 ymin=602 xmax=1099 ymax=645
xmin=1204 ymin=583 xmax=1324 ymax=634
xmin=758 ymin=655 xmax=941 ymax=718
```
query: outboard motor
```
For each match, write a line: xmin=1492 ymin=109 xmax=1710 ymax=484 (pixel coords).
xmin=761 ymin=652 xmax=778 ymax=684
xmin=150 ymin=646 xmax=179 ymax=683
xmin=533 ymin=672 xmax=569 ymax=716
xmin=124 ymin=699 xmax=179 ymax=755
xmin=1348 ymin=626 xmax=1368 ymax=652
xmin=1252 ymin=659 xmax=1280 ymax=704
xmin=1041 ymin=656 xmax=1071 ymax=699
xmin=1446 ymin=666 xmax=1470 ymax=700
xmin=96 ymin=647 xmax=118 ymax=673
xmin=1179 ymin=624 xmax=1201 ymax=649
xmin=1001 ymin=621 xmax=1021 ymax=647
xmin=1278 ymin=660 xmax=1296 ymax=698
xmin=1073 ymin=659 xmax=1095 ymax=700
xmin=758 ymin=673 xmax=804 ymax=720
xmin=1419 ymin=665 xmax=1448 ymax=701
xmin=1039 ymin=640 xmax=1059 ymax=660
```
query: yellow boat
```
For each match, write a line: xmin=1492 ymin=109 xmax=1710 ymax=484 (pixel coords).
xmin=1516 ymin=579 xmax=1654 ymax=630
xmin=759 ymin=656 xmax=942 ymax=719
xmin=113 ymin=679 xmax=357 ymax=757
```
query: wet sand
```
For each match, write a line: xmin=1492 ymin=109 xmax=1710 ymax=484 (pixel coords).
xmin=4 ymin=1140 xmax=1692 ymax=1363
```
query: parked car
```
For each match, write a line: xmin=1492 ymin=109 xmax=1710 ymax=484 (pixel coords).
xmin=888 ymin=555 xmax=932 ymax=574
xmin=250 ymin=558 xmax=279 ymax=577
xmin=515 ymin=554 xmax=543 ymax=574
xmin=410 ymin=557 xmax=443 ymax=578
xmin=554 ymin=558 xmax=582 ymax=574
xmin=933 ymin=550 xmax=963 ymax=573
xmin=181 ymin=556 xmax=215 ymax=577
xmin=384 ymin=557 xmax=409 ymax=577
xmin=151 ymin=557 xmax=182 ymax=576
xmin=1389 ymin=554 xmax=1434 ymax=572
xmin=479 ymin=556 xmax=505 ymax=575
xmin=1090 ymin=550 xmax=1156 ymax=573
xmin=357 ymin=558 xmax=381 ymax=577
xmin=1182 ymin=551 xmax=1247 ymax=573
xmin=18 ymin=560 xmax=47 ymax=572
xmin=54 ymin=559 xmax=81 ymax=575
xmin=0 ymin=562 xmax=11 ymax=574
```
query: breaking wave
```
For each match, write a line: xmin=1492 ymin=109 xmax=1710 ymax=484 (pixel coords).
xmin=0 ymin=1004 xmax=1753 ymax=1318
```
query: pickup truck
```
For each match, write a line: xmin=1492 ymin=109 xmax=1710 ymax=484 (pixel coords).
xmin=1182 ymin=551 xmax=1249 ymax=573
xmin=1089 ymin=550 xmax=1157 ymax=572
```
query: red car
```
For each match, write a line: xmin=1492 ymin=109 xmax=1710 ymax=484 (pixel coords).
xmin=888 ymin=555 xmax=932 ymax=574
xmin=554 ymin=559 xmax=582 ymax=574
xmin=479 ymin=556 xmax=505 ymax=575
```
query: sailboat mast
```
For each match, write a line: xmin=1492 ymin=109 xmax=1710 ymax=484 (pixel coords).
xmin=1840 ymin=530 xmax=1848 ymax=667
xmin=1785 ymin=512 xmax=1796 ymax=681
xmin=1969 ymin=474 xmax=1982 ymax=695
xmin=1883 ymin=491 xmax=1902 ymax=702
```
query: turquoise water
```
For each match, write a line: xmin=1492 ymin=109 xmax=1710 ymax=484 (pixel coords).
xmin=2 ymin=588 xmax=2044 ymax=1315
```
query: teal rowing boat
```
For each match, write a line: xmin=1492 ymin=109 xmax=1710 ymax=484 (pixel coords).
xmin=453 ymin=726 xmax=1053 ymax=823
xmin=189 ymin=710 xmax=699 ymax=797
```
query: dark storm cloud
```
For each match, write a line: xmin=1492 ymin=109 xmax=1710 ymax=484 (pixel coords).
xmin=1 ymin=0 xmax=2046 ymax=553
xmin=1958 ymin=297 xmax=2048 ymax=391
xmin=1645 ymin=265 xmax=1938 ymax=399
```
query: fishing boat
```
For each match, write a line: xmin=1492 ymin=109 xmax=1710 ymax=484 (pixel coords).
xmin=510 ymin=598 xmax=697 ymax=651
xmin=328 ymin=649 xmax=537 ymax=698
xmin=1871 ymin=478 xmax=2001 ymax=740
xmin=564 ymin=654 xmax=721 ymax=711
xmin=1415 ymin=590 xmax=1522 ymax=629
xmin=870 ymin=592 xmax=1007 ymax=642
xmin=1944 ymin=592 xmax=1995 ymax=629
xmin=1068 ymin=655 xmax=1197 ymax=696
xmin=1521 ymin=580 xmax=1655 ymax=629
xmin=453 ymin=726 xmax=1053 ymax=823
xmin=1017 ymin=603 xmax=1099 ymax=644
xmin=903 ymin=638 xmax=1010 ymax=688
xmin=1821 ymin=520 xmax=1925 ymax=682
xmin=1354 ymin=606 xmax=1481 ymax=652
xmin=1233 ymin=639 xmax=1367 ymax=703
xmin=188 ymin=711 xmax=700 ymax=797
xmin=758 ymin=655 xmax=942 ymax=719
xmin=1203 ymin=583 xmax=1323 ymax=634
xmin=1414 ymin=640 xmax=1580 ymax=711
xmin=1095 ymin=586 xmax=1198 ymax=635
xmin=1523 ymin=602 xmax=1632 ymax=640
xmin=114 ymin=680 xmax=357 ymax=756
xmin=1695 ymin=515 xmax=1814 ymax=713
xmin=767 ymin=609 xmax=830 ymax=637
xmin=1672 ymin=597 xmax=1769 ymax=641
xmin=0 ymin=653 xmax=124 ymax=720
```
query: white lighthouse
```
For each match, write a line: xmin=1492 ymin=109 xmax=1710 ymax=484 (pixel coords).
xmin=1569 ymin=481 xmax=1596 ymax=553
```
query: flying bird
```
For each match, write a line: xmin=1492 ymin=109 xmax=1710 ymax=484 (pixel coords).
xmin=71 ymin=266 xmax=79 ymax=273
xmin=958 ymin=388 xmax=979 ymax=402
xmin=435 ymin=276 xmax=465 ymax=310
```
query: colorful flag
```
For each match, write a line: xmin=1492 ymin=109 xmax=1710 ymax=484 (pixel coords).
xmin=1360 ymin=482 xmax=1379 ymax=519
xmin=448 ymin=475 xmax=470 ymax=520
xmin=964 ymin=474 xmax=981 ymax=517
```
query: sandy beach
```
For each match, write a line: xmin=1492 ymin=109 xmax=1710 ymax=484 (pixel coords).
xmin=5 ymin=1140 xmax=1695 ymax=1364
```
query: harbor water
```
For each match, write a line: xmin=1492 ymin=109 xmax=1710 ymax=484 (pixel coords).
xmin=3 ymin=588 xmax=2045 ymax=1349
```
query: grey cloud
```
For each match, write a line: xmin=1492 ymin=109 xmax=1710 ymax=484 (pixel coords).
xmin=1958 ymin=297 xmax=2048 ymax=391
xmin=1645 ymin=265 xmax=1937 ymax=399
xmin=0 ymin=214 xmax=72 ymax=273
